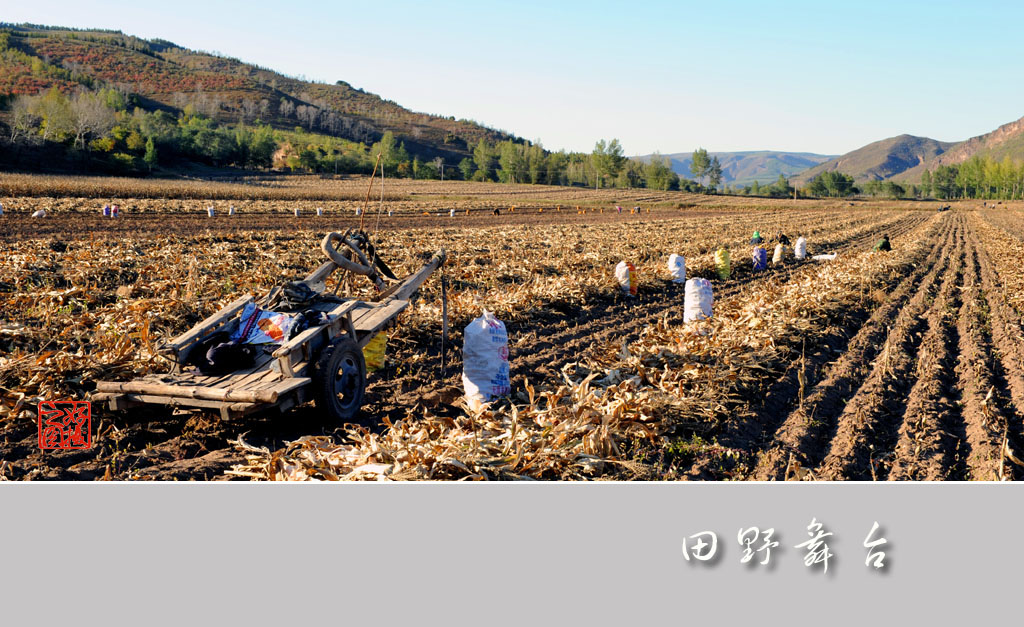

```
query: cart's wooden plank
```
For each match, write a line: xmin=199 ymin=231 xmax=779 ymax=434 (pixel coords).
xmin=232 ymin=369 xmax=284 ymax=391
xmin=375 ymin=250 xmax=444 ymax=301
xmin=351 ymin=298 xmax=409 ymax=333
xmin=199 ymin=349 xmax=276 ymax=388
xmin=165 ymin=294 xmax=253 ymax=354
xmin=95 ymin=380 xmax=278 ymax=404
xmin=261 ymin=377 xmax=311 ymax=397
xmin=118 ymin=393 xmax=258 ymax=411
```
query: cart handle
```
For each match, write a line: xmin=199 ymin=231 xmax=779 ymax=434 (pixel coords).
xmin=321 ymin=232 xmax=375 ymax=277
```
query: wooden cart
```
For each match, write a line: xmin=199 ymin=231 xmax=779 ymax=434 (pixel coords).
xmin=94 ymin=232 xmax=445 ymax=422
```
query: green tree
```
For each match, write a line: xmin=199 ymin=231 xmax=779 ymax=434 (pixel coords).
xmin=690 ymin=148 xmax=710 ymax=185
xmin=458 ymin=157 xmax=476 ymax=180
xmin=708 ymin=156 xmax=723 ymax=189
xmin=473 ymin=138 xmax=496 ymax=181
xmin=545 ymin=150 xmax=569 ymax=185
xmin=931 ymin=165 xmax=957 ymax=199
xmin=143 ymin=136 xmax=158 ymax=170
xmin=498 ymin=141 xmax=527 ymax=183
xmin=248 ymin=124 xmax=276 ymax=169
xmin=298 ymin=147 xmax=320 ymax=172
xmin=591 ymin=138 xmax=626 ymax=188
xmin=33 ymin=87 xmax=74 ymax=142
xmin=807 ymin=171 xmax=856 ymax=197
xmin=644 ymin=153 xmax=677 ymax=190
xmin=526 ymin=143 xmax=546 ymax=184
xmin=920 ymin=169 xmax=932 ymax=197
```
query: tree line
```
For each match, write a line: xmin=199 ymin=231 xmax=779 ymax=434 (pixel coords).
xmin=920 ymin=156 xmax=1024 ymax=200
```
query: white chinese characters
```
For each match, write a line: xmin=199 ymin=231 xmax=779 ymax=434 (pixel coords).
xmin=863 ymin=521 xmax=887 ymax=569
xmin=737 ymin=527 xmax=779 ymax=566
xmin=794 ymin=518 xmax=834 ymax=573
xmin=681 ymin=531 xmax=718 ymax=562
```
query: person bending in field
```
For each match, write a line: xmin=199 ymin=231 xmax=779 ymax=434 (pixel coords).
xmin=874 ymin=235 xmax=892 ymax=252
xmin=776 ymin=232 xmax=791 ymax=246
xmin=492 ymin=208 xmax=500 ymax=216
xmin=750 ymin=230 xmax=764 ymax=244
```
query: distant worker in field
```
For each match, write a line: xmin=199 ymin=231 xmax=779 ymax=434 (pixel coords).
xmin=617 ymin=205 xmax=623 ymax=214
xmin=873 ymin=234 xmax=892 ymax=252
xmin=750 ymin=230 xmax=764 ymax=245
xmin=492 ymin=208 xmax=500 ymax=216
xmin=775 ymin=232 xmax=791 ymax=246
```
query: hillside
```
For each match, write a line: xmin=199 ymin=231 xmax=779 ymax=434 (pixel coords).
xmin=634 ymin=151 xmax=833 ymax=187
xmin=0 ymin=24 xmax=516 ymax=161
xmin=896 ymin=115 xmax=1024 ymax=181
xmin=791 ymin=134 xmax=956 ymax=185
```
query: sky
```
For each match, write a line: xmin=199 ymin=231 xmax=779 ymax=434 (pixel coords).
xmin=4 ymin=0 xmax=1023 ymax=156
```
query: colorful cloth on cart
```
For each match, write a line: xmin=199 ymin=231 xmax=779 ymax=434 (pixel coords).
xmin=231 ymin=303 xmax=297 ymax=344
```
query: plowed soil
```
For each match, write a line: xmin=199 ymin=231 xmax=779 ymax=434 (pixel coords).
xmin=742 ymin=212 xmax=1024 ymax=481
xmin=4 ymin=194 xmax=1024 ymax=481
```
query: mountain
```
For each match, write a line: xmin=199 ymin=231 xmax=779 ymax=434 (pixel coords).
xmin=0 ymin=24 xmax=516 ymax=161
xmin=895 ymin=115 xmax=1024 ymax=181
xmin=790 ymin=135 xmax=956 ymax=186
xmin=633 ymin=151 xmax=834 ymax=187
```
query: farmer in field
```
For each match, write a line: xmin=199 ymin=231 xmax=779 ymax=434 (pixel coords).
xmin=873 ymin=234 xmax=892 ymax=252
xmin=775 ymin=232 xmax=791 ymax=246
xmin=750 ymin=230 xmax=764 ymax=244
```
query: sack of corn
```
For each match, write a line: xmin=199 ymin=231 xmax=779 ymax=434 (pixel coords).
xmin=362 ymin=332 xmax=387 ymax=373
xmin=794 ymin=236 xmax=807 ymax=260
xmin=615 ymin=261 xmax=638 ymax=296
xmin=715 ymin=247 xmax=731 ymax=280
xmin=684 ymin=278 xmax=713 ymax=321
xmin=668 ymin=254 xmax=686 ymax=284
xmin=752 ymin=246 xmax=768 ymax=271
xmin=462 ymin=310 xmax=511 ymax=409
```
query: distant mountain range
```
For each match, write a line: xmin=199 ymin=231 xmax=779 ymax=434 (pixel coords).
xmin=790 ymin=135 xmax=956 ymax=185
xmin=633 ymin=151 xmax=835 ymax=187
xmin=792 ymin=115 xmax=1024 ymax=185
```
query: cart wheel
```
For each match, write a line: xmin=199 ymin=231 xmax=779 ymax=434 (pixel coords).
xmin=313 ymin=337 xmax=367 ymax=422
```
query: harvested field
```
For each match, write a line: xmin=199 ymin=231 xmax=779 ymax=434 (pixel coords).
xmin=1 ymin=179 xmax=1022 ymax=481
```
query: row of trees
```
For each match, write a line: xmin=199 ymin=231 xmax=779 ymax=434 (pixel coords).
xmin=921 ymin=156 xmax=1024 ymax=200
xmin=798 ymin=155 xmax=1024 ymax=200
xmin=445 ymin=139 xmax=701 ymax=190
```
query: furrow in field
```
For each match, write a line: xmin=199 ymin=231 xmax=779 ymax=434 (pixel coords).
xmin=813 ymin=217 xmax=963 ymax=480
xmin=944 ymin=233 xmax=1013 ymax=480
xmin=678 ymin=215 xmax=943 ymax=477
xmin=886 ymin=215 xmax=968 ymax=480
xmin=750 ymin=213 xmax=955 ymax=480
xmin=971 ymin=216 xmax=1024 ymax=478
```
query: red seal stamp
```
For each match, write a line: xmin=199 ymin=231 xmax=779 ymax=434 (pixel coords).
xmin=38 ymin=401 xmax=92 ymax=450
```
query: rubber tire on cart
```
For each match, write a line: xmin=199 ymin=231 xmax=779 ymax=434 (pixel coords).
xmin=313 ymin=336 xmax=367 ymax=422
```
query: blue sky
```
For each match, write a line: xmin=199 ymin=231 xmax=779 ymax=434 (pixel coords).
xmin=4 ymin=0 xmax=1022 ymax=155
